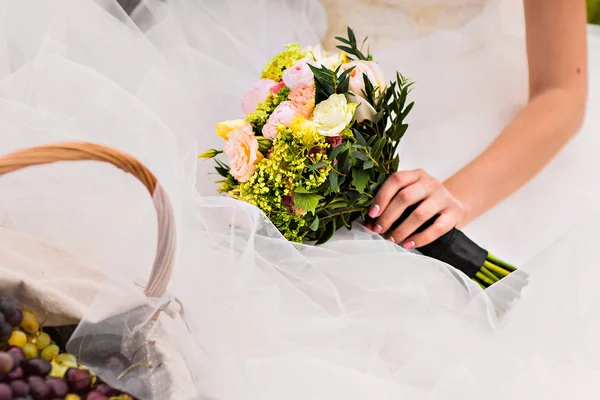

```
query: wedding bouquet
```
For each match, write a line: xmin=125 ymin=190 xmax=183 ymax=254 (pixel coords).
xmin=201 ymin=28 xmax=526 ymax=290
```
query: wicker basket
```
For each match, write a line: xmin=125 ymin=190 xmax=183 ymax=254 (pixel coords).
xmin=0 ymin=142 xmax=193 ymax=399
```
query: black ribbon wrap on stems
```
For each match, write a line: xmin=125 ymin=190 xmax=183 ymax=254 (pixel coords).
xmin=370 ymin=203 xmax=488 ymax=279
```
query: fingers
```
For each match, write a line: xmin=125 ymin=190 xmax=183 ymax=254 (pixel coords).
xmin=387 ymin=197 xmax=442 ymax=244
xmin=368 ymin=170 xmax=421 ymax=219
xmin=401 ymin=212 xmax=457 ymax=248
xmin=367 ymin=168 xmax=464 ymax=247
xmin=374 ymin=183 xmax=432 ymax=234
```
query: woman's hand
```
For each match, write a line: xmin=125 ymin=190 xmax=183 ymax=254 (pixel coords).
xmin=367 ymin=169 xmax=465 ymax=249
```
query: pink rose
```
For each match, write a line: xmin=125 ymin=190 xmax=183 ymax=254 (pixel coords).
xmin=340 ymin=61 xmax=386 ymax=96
xmin=270 ymin=81 xmax=286 ymax=94
xmin=262 ymin=101 xmax=299 ymax=139
xmin=224 ymin=122 xmax=263 ymax=182
xmin=282 ymin=60 xmax=314 ymax=90
xmin=289 ymin=83 xmax=316 ymax=118
xmin=242 ymin=79 xmax=277 ymax=114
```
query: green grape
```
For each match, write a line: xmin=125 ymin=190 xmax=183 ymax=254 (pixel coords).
xmin=49 ymin=361 xmax=68 ymax=378
xmin=22 ymin=342 xmax=39 ymax=359
xmin=8 ymin=330 xmax=27 ymax=348
xmin=20 ymin=309 xmax=40 ymax=334
xmin=55 ymin=352 xmax=78 ymax=367
xmin=41 ymin=344 xmax=60 ymax=360
xmin=33 ymin=331 xmax=51 ymax=350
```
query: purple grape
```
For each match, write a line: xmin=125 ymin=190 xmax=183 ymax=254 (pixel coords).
xmin=4 ymin=311 xmax=22 ymax=329
xmin=0 ymin=354 xmax=13 ymax=375
xmin=85 ymin=391 xmax=108 ymax=400
xmin=0 ymin=383 xmax=12 ymax=400
xmin=105 ymin=353 xmax=130 ymax=374
xmin=0 ymin=300 xmax=17 ymax=317
xmin=9 ymin=381 xmax=28 ymax=397
xmin=7 ymin=368 xmax=23 ymax=382
xmin=92 ymin=384 xmax=115 ymax=397
xmin=6 ymin=349 xmax=24 ymax=367
xmin=44 ymin=379 xmax=67 ymax=398
xmin=26 ymin=376 xmax=49 ymax=400
xmin=65 ymin=368 xmax=92 ymax=394
xmin=0 ymin=325 xmax=12 ymax=343
xmin=21 ymin=360 xmax=51 ymax=378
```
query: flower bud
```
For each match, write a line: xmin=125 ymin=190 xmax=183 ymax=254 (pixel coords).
xmin=198 ymin=149 xmax=222 ymax=159
xmin=257 ymin=137 xmax=273 ymax=153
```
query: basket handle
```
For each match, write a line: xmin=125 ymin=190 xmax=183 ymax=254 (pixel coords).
xmin=0 ymin=142 xmax=175 ymax=298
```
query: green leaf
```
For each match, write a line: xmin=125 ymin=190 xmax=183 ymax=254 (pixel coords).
xmin=309 ymin=161 xmax=328 ymax=171
xmin=356 ymin=194 xmax=372 ymax=207
xmin=309 ymin=64 xmax=336 ymax=102
xmin=400 ymin=102 xmax=414 ymax=120
xmin=371 ymin=137 xmax=387 ymax=159
xmin=390 ymin=123 xmax=409 ymax=142
xmin=214 ymin=159 xmax=230 ymax=178
xmin=328 ymin=169 xmax=340 ymax=192
xmin=336 ymin=45 xmax=355 ymax=55
xmin=316 ymin=220 xmax=337 ymax=245
xmin=352 ymin=169 xmax=370 ymax=194
xmin=328 ymin=141 xmax=346 ymax=161
xmin=353 ymin=129 xmax=367 ymax=146
xmin=309 ymin=216 xmax=320 ymax=231
xmin=338 ymin=66 xmax=356 ymax=82
xmin=363 ymin=74 xmax=376 ymax=103
xmin=347 ymin=27 xmax=357 ymax=43
xmin=335 ymin=36 xmax=351 ymax=45
xmin=337 ymin=66 xmax=355 ymax=94
xmin=326 ymin=198 xmax=348 ymax=210
xmin=339 ymin=213 xmax=351 ymax=229
xmin=363 ymin=159 xmax=375 ymax=169
xmin=294 ymin=185 xmax=313 ymax=194
xmin=215 ymin=167 xmax=229 ymax=178
xmin=353 ymin=151 xmax=369 ymax=161
xmin=294 ymin=192 xmax=323 ymax=215
xmin=391 ymin=156 xmax=400 ymax=172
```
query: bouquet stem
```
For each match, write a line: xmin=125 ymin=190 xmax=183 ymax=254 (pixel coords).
xmin=381 ymin=203 xmax=527 ymax=290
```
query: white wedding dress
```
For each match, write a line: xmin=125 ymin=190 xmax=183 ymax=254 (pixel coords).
xmin=1 ymin=0 xmax=600 ymax=399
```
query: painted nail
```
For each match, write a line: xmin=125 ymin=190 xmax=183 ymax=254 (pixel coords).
xmin=373 ymin=224 xmax=383 ymax=234
xmin=402 ymin=240 xmax=415 ymax=250
xmin=368 ymin=204 xmax=380 ymax=218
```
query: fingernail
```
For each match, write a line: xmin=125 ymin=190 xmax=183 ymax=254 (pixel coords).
xmin=368 ymin=204 xmax=380 ymax=218
xmin=402 ymin=240 xmax=415 ymax=250
xmin=388 ymin=236 xmax=396 ymax=243
xmin=373 ymin=224 xmax=383 ymax=234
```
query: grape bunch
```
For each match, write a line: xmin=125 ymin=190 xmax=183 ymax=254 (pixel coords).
xmin=0 ymin=298 xmax=137 ymax=400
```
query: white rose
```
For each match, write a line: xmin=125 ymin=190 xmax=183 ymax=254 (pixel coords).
xmin=313 ymin=94 xmax=357 ymax=137
xmin=302 ymin=44 xmax=326 ymax=63
xmin=303 ymin=45 xmax=345 ymax=70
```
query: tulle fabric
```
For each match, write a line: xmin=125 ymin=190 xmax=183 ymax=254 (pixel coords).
xmin=1 ymin=0 xmax=600 ymax=399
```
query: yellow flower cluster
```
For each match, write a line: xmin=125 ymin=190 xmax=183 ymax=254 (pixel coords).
xmin=246 ymin=86 xmax=290 ymax=134
xmin=261 ymin=44 xmax=307 ymax=81
xmin=236 ymin=116 xmax=332 ymax=241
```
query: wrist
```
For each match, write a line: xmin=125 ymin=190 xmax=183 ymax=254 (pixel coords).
xmin=443 ymin=177 xmax=478 ymax=228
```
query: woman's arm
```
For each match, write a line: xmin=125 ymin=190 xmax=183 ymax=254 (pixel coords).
xmin=445 ymin=0 xmax=588 ymax=226
xmin=369 ymin=0 xmax=588 ymax=248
